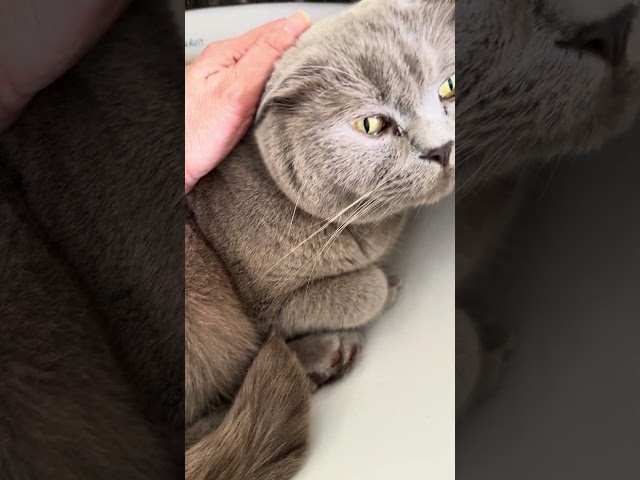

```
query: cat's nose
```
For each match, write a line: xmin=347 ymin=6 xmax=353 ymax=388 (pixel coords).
xmin=560 ymin=4 xmax=637 ymax=67
xmin=421 ymin=141 xmax=453 ymax=167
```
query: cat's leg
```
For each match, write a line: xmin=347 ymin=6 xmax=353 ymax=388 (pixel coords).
xmin=382 ymin=271 xmax=402 ymax=310
xmin=287 ymin=331 xmax=363 ymax=389
xmin=185 ymin=222 xmax=259 ymax=425
xmin=276 ymin=266 xmax=394 ymax=337
xmin=274 ymin=266 xmax=394 ymax=387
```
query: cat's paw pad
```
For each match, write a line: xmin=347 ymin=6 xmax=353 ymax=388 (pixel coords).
xmin=310 ymin=332 xmax=361 ymax=389
xmin=288 ymin=331 xmax=362 ymax=391
xmin=384 ymin=273 xmax=402 ymax=309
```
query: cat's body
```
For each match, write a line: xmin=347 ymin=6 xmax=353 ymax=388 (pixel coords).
xmin=0 ymin=0 xmax=184 ymax=477
xmin=185 ymin=0 xmax=455 ymax=478
xmin=455 ymin=0 xmax=640 ymax=415
xmin=190 ymin=138 xmax=406 ymax=334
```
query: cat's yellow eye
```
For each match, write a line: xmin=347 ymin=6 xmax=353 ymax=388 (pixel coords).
xmin=354 ymin=116 xmax=386 ymax=135
xmin=438 ymin=73 xmax=455 ymax=100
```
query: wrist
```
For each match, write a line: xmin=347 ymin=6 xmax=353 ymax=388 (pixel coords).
xmin=185 ymin=174 xmax=197 ymax=195
xmin=185 ymin=141 xmax=201 ymax=195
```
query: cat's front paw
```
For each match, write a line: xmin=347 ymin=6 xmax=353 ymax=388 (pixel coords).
xmin=384 ymin=273 xmax=402 ymax=310
xmin=287 ymin=331 xmax=363 ymax=391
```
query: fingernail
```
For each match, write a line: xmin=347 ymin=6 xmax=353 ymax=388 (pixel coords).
xmin=282 ymin=11 xmax=312 ymax=37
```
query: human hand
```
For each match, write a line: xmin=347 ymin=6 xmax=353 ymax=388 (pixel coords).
xmin=0 ymin=0 xmax=131 ymax=132
xmin=184 ymin=12 xmax=311 ymax=194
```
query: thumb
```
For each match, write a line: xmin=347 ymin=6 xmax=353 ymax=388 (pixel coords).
xmin=234 ymin=11 xmax=311 ymax=101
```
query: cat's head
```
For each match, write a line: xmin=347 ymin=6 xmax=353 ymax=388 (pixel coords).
xmin=457 ymin=0 xmax=640 ymax=182
xmin=254 ymin=0 xmax=455 ymax=223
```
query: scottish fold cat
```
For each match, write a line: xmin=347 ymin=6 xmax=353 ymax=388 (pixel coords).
xmin=185 ymin=0 xmax=455 ymax=478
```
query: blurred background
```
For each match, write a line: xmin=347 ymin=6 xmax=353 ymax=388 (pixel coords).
xmin=457 ymin=119 xmax=640 ymax=480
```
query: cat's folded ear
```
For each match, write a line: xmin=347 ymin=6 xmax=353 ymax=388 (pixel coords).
xmin=255 ymin=68 xmax=307 ymax=123
xmin=254 ymin=80 xmax=281 ymax=123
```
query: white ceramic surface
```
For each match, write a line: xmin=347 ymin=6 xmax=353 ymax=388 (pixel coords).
xmin=185 ymin=3 xmax=348 ymax=64
xmin=185 ymin=4 xmax=455 ymax=479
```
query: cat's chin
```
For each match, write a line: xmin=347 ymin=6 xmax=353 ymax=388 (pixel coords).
xmin=408 ymin=180 xmax=455 ymax=209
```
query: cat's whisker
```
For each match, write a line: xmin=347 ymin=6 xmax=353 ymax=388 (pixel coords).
xmin=360 ymin=195 xmax=407 ymax=238
xmin=299 ymin=197 xmax=383 ymax=296
xmin=460 ymin=140 xmax=514 ymax=197
xmin=287 ymin=177 xmax=310 ymax=239
xmin=539 ymin=151 xmax=571 ymax=198
xmin=277 ymin=183 xmax=393 ymax=286
xmin=456 ymin=100 xmax=538 ymax=165
xmin=305 ymin=199 xmax=385 ymax=289
xmin=473 ymin=133 xmax=528 ymax=196
xmin=261 ymin=185 xmax=384 ymax=280
xmin=312 ymin=196 xmax=385 ymax=269
xmin=312 ymin=197 xmax=382 ymax=268
xmin=457 ymin=128 xmax=529 ymax=201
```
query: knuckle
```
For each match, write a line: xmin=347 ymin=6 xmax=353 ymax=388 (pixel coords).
xmin=201 ymin=41 xmax=223 ymax=58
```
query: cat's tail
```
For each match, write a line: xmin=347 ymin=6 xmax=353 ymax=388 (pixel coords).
xmin=185 ymin=334 xmax=311 ymax=480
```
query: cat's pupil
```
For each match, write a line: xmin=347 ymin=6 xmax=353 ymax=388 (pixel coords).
xmin=364 ymin=118 xmax=371 ymax=133
xmin=447 ymin=78 xmax=453 ymax=91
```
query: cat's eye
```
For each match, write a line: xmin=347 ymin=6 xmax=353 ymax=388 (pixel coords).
xmin=438 ymin=73 xmax=455 ymax=100
xmin=353 ymin=116 xmax=386 ymax=135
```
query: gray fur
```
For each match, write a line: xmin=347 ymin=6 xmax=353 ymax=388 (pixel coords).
xmin=185 ymin=0 xmax=454 ymax=477
xmin=456 ymin=0 xmax=640 ymax=415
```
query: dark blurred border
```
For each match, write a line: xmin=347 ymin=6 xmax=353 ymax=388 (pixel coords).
xmin=186 ymin=0 xmax=355 ymax=9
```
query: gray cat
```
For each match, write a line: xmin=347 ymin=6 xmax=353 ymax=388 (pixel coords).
xmin=455 ymin=0 xmax=640 ymax=415
xmin=185 ymin=0 xmax=454 ymax=478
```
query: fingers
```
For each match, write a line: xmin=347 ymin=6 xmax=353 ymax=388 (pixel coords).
xmin=191 ymin=12 xmax=311 ymax=80
xmin=190 ymin=18 xmax=287 ymax=74
xmin=184 ymin=12 xmax=312 ymax=192
xmin=227 ymin=17 xmax=288 ymax=53
xmin=235 ymin=12 xmax=311 ymax=101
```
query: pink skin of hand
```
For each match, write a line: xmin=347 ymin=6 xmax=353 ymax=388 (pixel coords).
xmin=184 ymin=12 xmax=311 ymax=194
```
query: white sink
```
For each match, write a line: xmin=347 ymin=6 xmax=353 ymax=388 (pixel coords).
xmin=185 ymin=3 xmax=349 ymax=64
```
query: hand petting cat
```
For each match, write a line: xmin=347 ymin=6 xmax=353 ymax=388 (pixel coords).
xmin=0 ymin=0 xmax=131 ymax=132
xmin=184 ymin=12 xmax=311 ymax=194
